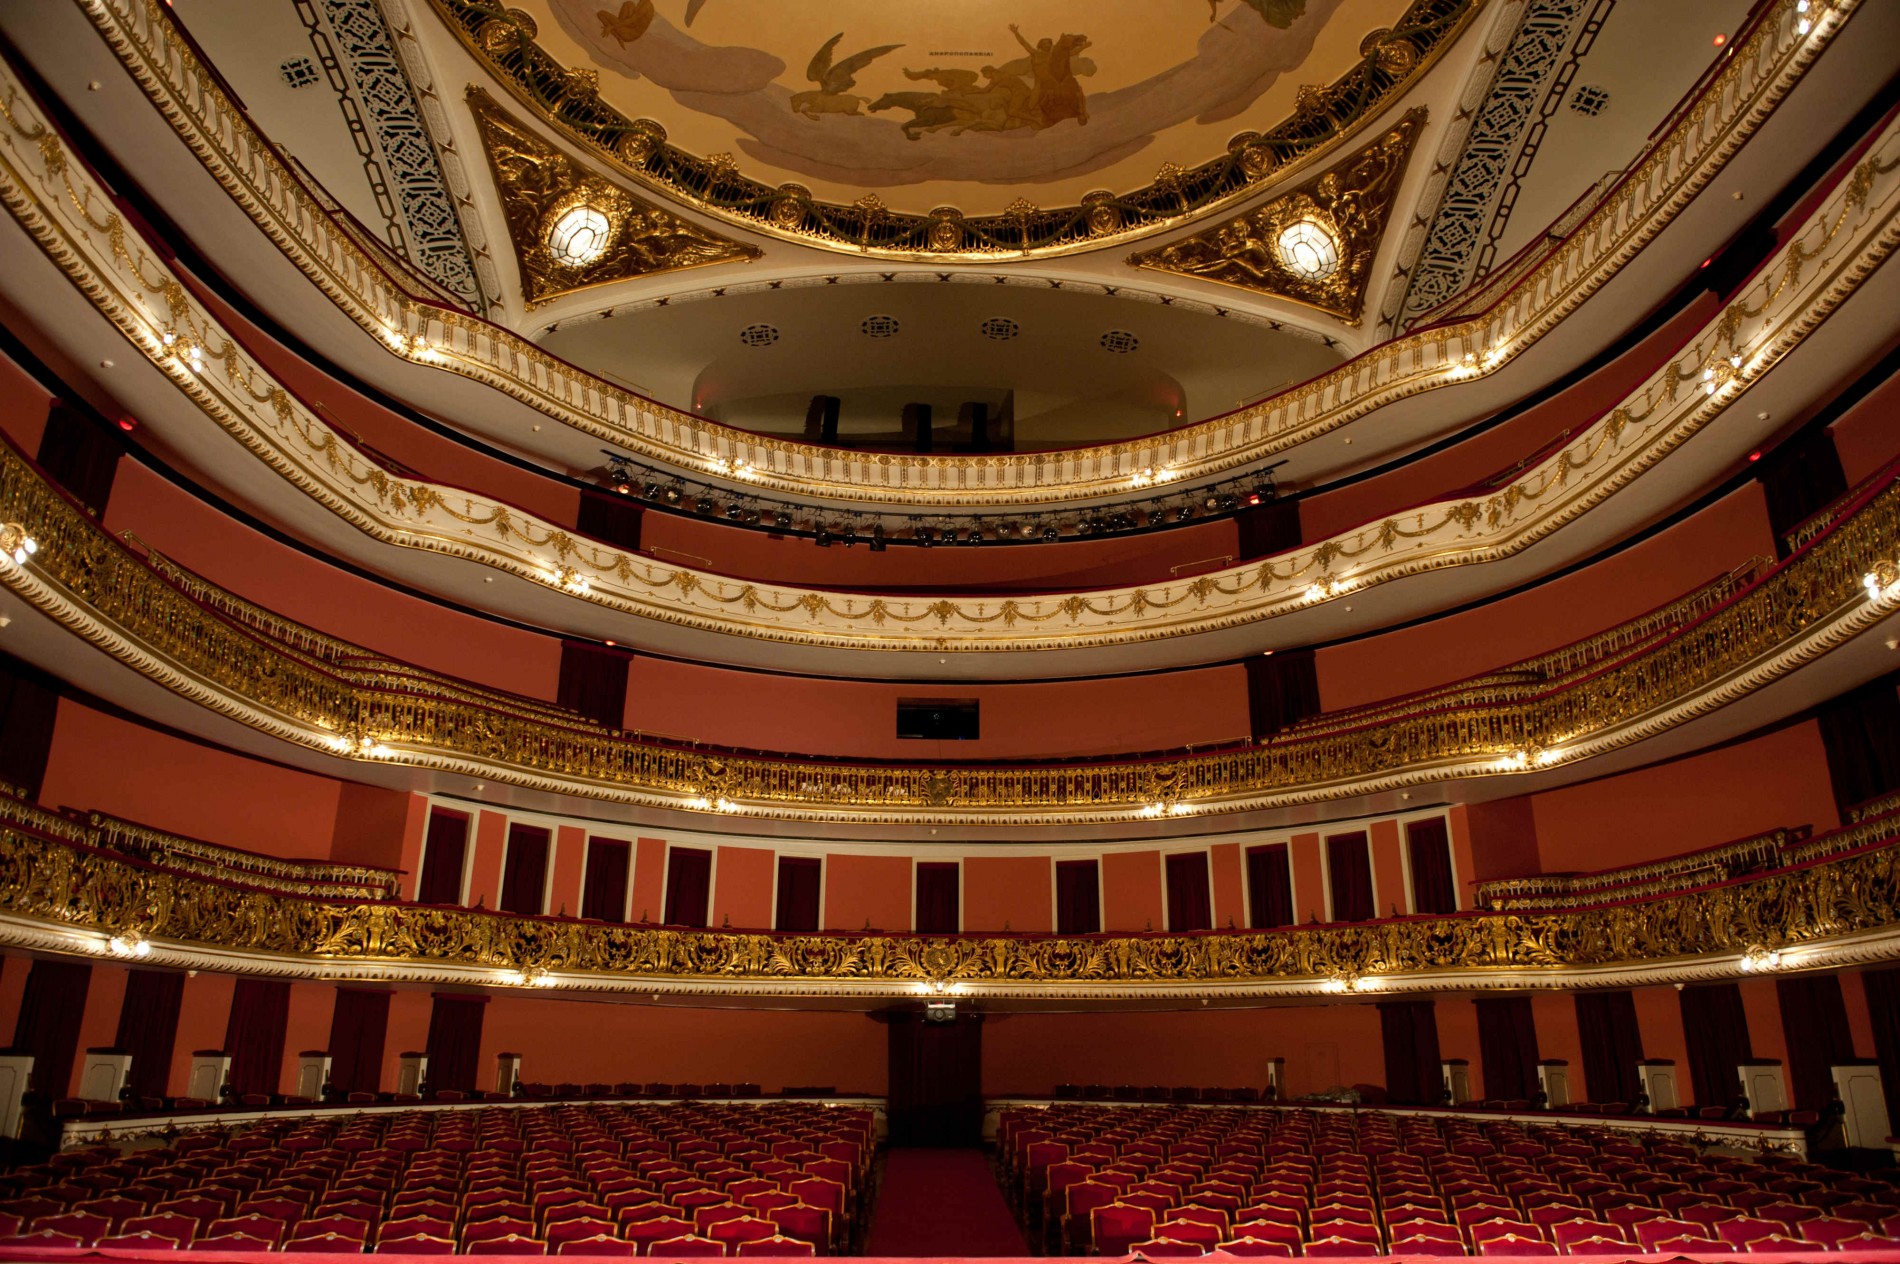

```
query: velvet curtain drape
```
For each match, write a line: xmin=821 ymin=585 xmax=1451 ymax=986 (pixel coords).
xmin=1776 ymin=974 xmax=1855 ymax=1110
xmin=1474 ymin=997 xmax=1540 ymax=1101
xmin=581 ymin=838 xmax=630 ymax=923
xmin=915 ymin=862 xmax=960 ymax=934
xmin=1245 ymin=650 xmax=1321 ymax=737
xmin=327 ymin=988 xmax=392 ymax=1097
xmin=224 ymin=979 xmax=290 ymax=1098
xmin=886 ymin=1013 xmax=983 ymax=1147
xmin=37 ymin=400 xmax=122 ymax=514
xmin=1327 ymin=833 xmax=1374 ymax=922
xmin=1679 ymin=983 xmax=1753 ymax=1109
xmin=1245 ymin=845 xmax=1293 ymax=929
xmin=423 ymin=994 xmax=486 ymax=1095
xmin=557 ymin=642 xmax=632 ymax=730
xmin=576 ymin=488 xmax=643 ymax=551
xmin=1862 ymin=968 xmax=1900 ymax=1127
xmin=416 ymin=810 xmax=469 ymax=906
xmin=1816 ymin=672 xmax=1900 ymax=814
xmin=1574 ymin=990 xmax=1644 ymax=1105
xmin=663 ymin=847 xmax=712 ymax=927
xmin=114 ymin=970 xmax=184 ymax=1100
xmin=775 ymin=857 xmax=822 ymax=932
xmin=1165 ymin=853 xmax=1212 ymax=932
xmin=1406 ymin=819 xmax=1457 ymax=914
xmin=12 ymin=959 xmax=91 ymax=1099
xmin=498 ymin=824 xmax=551 ymax=915
xmin=1378 ymin=1001 xmax=1442 ymax=1105
xmin=0 ymin=650 xmax=59 ymax=801
xmin=1055 ymin=860 xmax=1100 ymax=934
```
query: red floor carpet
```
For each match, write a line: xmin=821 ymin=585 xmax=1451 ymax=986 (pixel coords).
xmin=864 ymin=1148 xmax=1028 ymax=1257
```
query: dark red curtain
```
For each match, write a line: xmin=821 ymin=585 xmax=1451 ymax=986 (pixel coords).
xmin=498 ymin=824 xmax=551 ymax=915
xmin=1327 ymin=832 xmax=1374 ymax=923
xmin=1758 ymin=424 xmax=1846 ymax=551
xmin=1165 ymin=853 xmax=1212 ymax=932
xmin=0 ymin=650 xmax=59 ymax=800
xmin=1245 ymin=845 xmax=1293 ymax=929
xmin=1776 ymin=974 xmax=1855 ymax=1110
xmin=887 ymin=1012 xmax=983 ymax=1147
xmin=1816 ymin=672 xmax=1900 ymax=815
xmin=37 ymin=400 xmax=122 ymax=514
xmin=915 ymin=862 xmax=960 ymax=934
xmin=1474 ymin=996 xmax=1540 ymax=1100
xmin=416 ymin=809 xmax=469 ymax=905
xmin=1574 ymin=990 xmax=1644 ymax=1105
xmin=1378 ymin=1001 xmax=1442 ymax=1105
xmin=327 ymin=988 xmax=391 ymax=1096
xmin=1406 ymin=818 xmax=1457 ymax=914
xmin=1245 ymin=650 xmax=1320 ymax=737
xmin=423 ymin=994 xmax=486 ymax=1095
xmin=12 ymin=959 xmax=91 ymax=1099
xmin=114 ymin=970 xmax=184 ymax=1099
xmin=1234 ymin=499 xmax=1301 ymax=560
xmin=557 ymin=642 xmax=632 ymax=730
xmin=581 ymin=838 xmax=631 ymax=922
xmin=775 ymin=857 xmax=821 ymax=932
xmin=1055 ymin=860 xmax=1100 ymax=934
xmin=577 ymin=488 xmax=643 ymax=551
xmin=663 ymin=847 xmax=712 ymax=927
xmin=224 ymin=979 xmax=290 ymax=1098
xmin=1679 ymin=983 xmax=1753 ymax=1109
xmin=1861 ymin=968 xmax=1900 ymax=1127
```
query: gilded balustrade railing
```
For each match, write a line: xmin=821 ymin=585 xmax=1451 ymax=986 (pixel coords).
xmin=2 ymin=804 xmax=1897 ymax=995
xmin=66 ymin=0 xmax=1862 ymax=505
xmin=88 ymin=811 xmax=402 ymax=900
xmin=1473 ymin=829 xmax=1795 ymax=911
xmin=3 ymin=419 xmax=1899 ymax=822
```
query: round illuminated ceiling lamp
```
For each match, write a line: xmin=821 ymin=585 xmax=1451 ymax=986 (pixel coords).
xmin=1275 ymin=217 xmax=1341 ymax=282
xmin=547 ymin=204 xmax=613 ymax=269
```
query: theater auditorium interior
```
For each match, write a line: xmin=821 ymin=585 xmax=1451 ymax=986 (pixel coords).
xmin=0 ymin=0 xmax=1899 ymax=1259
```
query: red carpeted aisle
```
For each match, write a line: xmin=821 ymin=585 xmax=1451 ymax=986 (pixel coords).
xmin=864 ymin=1148 xmax=1028 ymax=1257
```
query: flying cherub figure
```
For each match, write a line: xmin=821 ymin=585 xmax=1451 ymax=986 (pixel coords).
xmin=597 ymin=0 xmax=654 ymax=44
xmin=790 ymin=32 xmax=903 ymax=118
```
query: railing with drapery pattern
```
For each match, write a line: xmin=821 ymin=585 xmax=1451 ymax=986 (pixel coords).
xmin=2 ymin=798 xmax=1900 ymax=998
xmin=88 ymin=811 xmax=403 ymax=900
xmin=1472 ymin=828 xmax=1800 ymax=911
xmin=4 ymin=426 xmax=1900 ymax=825
xmin=66 ymin=0 xmax=1867 ymax=505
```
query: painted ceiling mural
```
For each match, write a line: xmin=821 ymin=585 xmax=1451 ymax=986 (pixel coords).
xmin=431 ymin=0 xmax=1476 ymax=259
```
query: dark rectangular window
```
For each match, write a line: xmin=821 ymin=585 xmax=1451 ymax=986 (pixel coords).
xmin=1326 ymin=831 xmax=1373 ymax=923
xmin=663 ymin=847 xmax=712 ymax=928
xmin=1164 ymin=853 xmax=1212 ymax=932
xmin=497 ymin=824 xmax=551 ymax=915
xmin=577 ymin=488 xmax=643 ymax=551
xmin=1244 ymin=649 xmax=1321 ymax=737
xmin=0 ymin=649 xmax=59 ymax=801
xmin=557 ymin=642 xmax=631 ymax=730
xmin=897 ymin=699 xmax=979 ymax=740
xmin=1406 ymin=818 xmax=1457 ymax=915
xmin=416 ymin=810 xmax=469 ymax=905
xmin=1245 ymin=843 xmax=1294 ymax=929
xmin=775 ymin=857 xmax=822 ymax=932
xmin=915 ymin=862 xmax=960 ymax=934
xmin=581 ymin=838 xmax=630 ymax=922
xmin=1055 ymin=859 xmax=1100 ymax=935
xmin=37 ymin=400 xmax=122 ymax=514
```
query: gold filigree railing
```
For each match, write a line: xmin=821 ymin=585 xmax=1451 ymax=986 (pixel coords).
xmin=68 ymin=0 xmax=1860 ymax=505
xmin=1473 ymin=828 xmax=1796 ymax=911
xmin=2 ymin=417 xmax=1899 ymax=822
xmin=2 ymin=803 xmax=1896 ymax=995
xmin=88 ymin=811 xmax=402 ymax=900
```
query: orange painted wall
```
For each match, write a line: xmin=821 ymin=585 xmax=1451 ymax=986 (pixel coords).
xmin=1369 ymin=820 xmax=1406 ymax=918
xmin=1460 ymin=799 xmax=1540 ymax=884
xmin=0 ymin=353 xmax=53 ymax=456
xmin=382 ymin=991 xmax=434 ymax=1089
xmin=40 ymin=699 xmax=342 ymax=860
xmin=71 ymin=968 xmax=129 ymax=1097
xmin=1530 ymin=993 xmax=1585 ymax=1095
xmin=1529 ymin=720 xmax=1840 ymax=873
xmin=474 ymin=995 xmax=886 ymax=1094
xmin=466 ymin=812 xmax=508 ymax=910
xmin=824 ymin=854 xmax=912 ymax=932
xmin=1436 ymin=1000 xmax=1484 ymax=1101
xmin=1289 ymin=834 xmax=1325 ymax=923
xmin=1209 ymin=843 xmax=1245 ymax=930
xmin=624 ymin=659 xmax=1249 ymax=760
xmin=1101 ymin=851 xmax=1164 ymax=933
xmin=1828 ymin=366 xmax=1900 ymax=484
xmin=330 ymin=784 xmax=415 ymax=873
xmin=1629 ymin=986 xmax=1690 ymax=1076
xmin=1841 ymin=970 xmax=1878 ymax=1061
xmin=0 ymin=957 xmax=28 ymax=1060
xmin=102 ymin=461 xmax=562 ymax=703
xmin=1737 ymin=977 xmax=1787 ymax=1070
xmin=963 ymin=857 xmax=1054 ymax=934
xmin=712 ymin=846 xmax=775 ymax=931
xmin=282 ymin=982 xmax=334 ymax=1092
xmin=172 ymin=972 xmax=235 ymax=1096
xmin=1316 ymin=485 xmax=1776 ymax=712
xmin=983 ymin=1004 xmax=1388 ymax=1097
xmin=549 ymin=827 xmax=587 ymax=918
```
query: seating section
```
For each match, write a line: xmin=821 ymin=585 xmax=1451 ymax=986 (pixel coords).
xmin=1001 ymin=1105 xmax=1900 ymax=1257
xmin=0 ymin=1102 xmax=870 ymax=1255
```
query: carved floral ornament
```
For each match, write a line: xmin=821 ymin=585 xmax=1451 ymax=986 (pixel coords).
xmin=2 ymin=799 xmax=1900 ymax=999
xmin=71 ymin=0 xmax=1861 ymax=506
xmin=1 ymin=41 xmax=1894 ymax=659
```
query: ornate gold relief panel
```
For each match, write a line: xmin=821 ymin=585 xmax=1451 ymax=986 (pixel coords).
xmin=468 ymin=89 xmax=758 ymax=306
xmin=1128 ymin=107 xmax=1425 ymax=323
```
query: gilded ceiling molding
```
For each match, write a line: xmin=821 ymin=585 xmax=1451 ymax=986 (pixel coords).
xmin=422 ymin=0 xmax=1477 ymax=263
xmin=467 ymin=89 xmax=758 ymax=305
xmin=2 ymin=808 xmax=1899 ymax=1001
xmin=1128 ymin=108 xmax=1425 ymax=323
xmin=1 ymin=49 xmax=1893 ymax=658
xmin=65 ymin=0 xmax=1858 ymax=507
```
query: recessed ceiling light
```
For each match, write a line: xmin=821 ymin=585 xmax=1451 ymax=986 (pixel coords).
xmin=1099 ymin=330 xmax=1139 ymax=354
xmin=547 ymin=205 xmax=612 ymax=269
xmin=861 ymin=314 xmax=901 ymax=339
xmin=738 ymin=323 xmax=779 ymax=348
